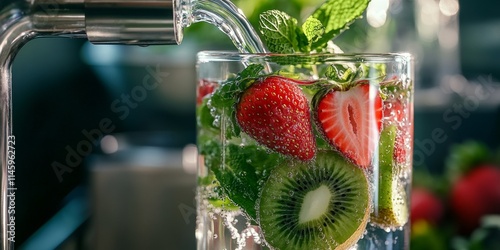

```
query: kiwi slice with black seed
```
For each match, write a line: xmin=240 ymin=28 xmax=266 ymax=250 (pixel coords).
xmin=371 ymin=125 xmax=408 ymax=228
xmin=258 ymin=151 xmax=370 ymax=250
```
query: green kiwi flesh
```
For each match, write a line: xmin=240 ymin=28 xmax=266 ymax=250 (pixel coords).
xmin=371 ymin=125 xmax=408 ymax=228
xmin=258 ymin=151 xmax=370 ymax=250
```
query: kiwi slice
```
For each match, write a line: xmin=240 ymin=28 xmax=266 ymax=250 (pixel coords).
xmin=371 ymin=125 xmax=408 ymax=228
xmin=258 ymin=151 xmax=370 ymax=250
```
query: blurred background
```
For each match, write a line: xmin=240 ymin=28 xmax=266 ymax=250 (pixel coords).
xmin=11 ymin=0 xmax=500 ymax=249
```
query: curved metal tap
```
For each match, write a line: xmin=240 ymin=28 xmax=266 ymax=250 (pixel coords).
xmin=0 ymin=0 xmax=187 ymax=248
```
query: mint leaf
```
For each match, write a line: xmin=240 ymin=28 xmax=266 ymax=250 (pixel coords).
xmin=325 ymin=64 xmax=357 ymax=83
xmin=239 ymin=63 xmax=265 ymax=79
xmin=201 ymin=141 xmax=283 ymax=221
xmin=208 ymin=197 xmax=239 ymax=211
xmin=359 ymin=63 xmax=386 ymax=79
xmin=197 ymin=98 xmax=217 ymax=131
xmin=312 ymin=0 xmax=370 ymax=49
xmin=259 ymin=10 xmax=300 ymax=53
xmin=302 ymin=17 xmax=325 ymax=44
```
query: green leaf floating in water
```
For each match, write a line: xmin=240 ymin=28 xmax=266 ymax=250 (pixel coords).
xmin=200 ymin=140 xmax=284 ymax=221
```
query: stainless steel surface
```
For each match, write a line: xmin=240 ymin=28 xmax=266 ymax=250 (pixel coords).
xmin=85 ymin=0 xmax=180 ymax=45
xmin=0 ymin=11 xmax=33 ymax=250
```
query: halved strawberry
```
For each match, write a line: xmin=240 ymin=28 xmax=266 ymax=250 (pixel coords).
xmin=236 ymin=76 xmax=316 ymax=161
xmin=314 ymin=83 xmax=382 ymax=168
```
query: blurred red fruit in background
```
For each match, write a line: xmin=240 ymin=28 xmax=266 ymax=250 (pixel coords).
xmin=411 ymin=187 xmax=444 ymax=226
xmin=450 ymin=165 xmax=500 ymax=234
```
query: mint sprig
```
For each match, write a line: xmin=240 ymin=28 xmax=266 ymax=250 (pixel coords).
xmin=259 ymin=0 xmax=371 ymax=53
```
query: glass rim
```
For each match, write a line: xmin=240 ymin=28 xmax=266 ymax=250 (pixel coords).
xmin=197 ymin=50 xmax=413 ymax=62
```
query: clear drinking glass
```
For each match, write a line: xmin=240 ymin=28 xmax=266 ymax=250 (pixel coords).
xmin=195 ymin=52 xmax=414 ymax=250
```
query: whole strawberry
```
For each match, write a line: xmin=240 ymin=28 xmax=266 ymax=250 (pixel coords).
xmin=450 ymin=165 xmax=500 ymax=233
xmin=411 ymin=187 xmax=444 ymax=226
xmin=446 ymin=141 xmax=500 ymax=234
xmin=236 ymin=76 xmax=316 ymax=161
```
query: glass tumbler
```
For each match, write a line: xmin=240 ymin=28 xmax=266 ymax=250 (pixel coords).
xmin=195 ymin=52 xmax=414 ymax=250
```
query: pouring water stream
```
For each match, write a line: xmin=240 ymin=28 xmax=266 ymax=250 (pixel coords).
xmin=187 ymin=0 xmax=268 ymax=54
xmin=0 ymin=0 xmax=266 ymax=248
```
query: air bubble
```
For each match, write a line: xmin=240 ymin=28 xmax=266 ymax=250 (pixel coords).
xmin=212 ymin=117 xmax=220 ymax=127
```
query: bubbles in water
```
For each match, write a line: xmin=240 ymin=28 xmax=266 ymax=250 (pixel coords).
xmin=212 ymin=117 xmax=221 ymax=128
xmin=209 ymin=212 xmax=217 ymax=220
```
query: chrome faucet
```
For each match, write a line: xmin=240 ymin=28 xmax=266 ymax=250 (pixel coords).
xmin=0 ymin=0 xmax=188 ymax=248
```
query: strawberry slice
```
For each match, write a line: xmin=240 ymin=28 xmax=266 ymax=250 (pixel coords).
xmin=236 ymin=76 xmax=316 ymax=161
xmin=197 ymin=79 xmax=218 ymax=105
xmin=383 ymin=99 xmax=410 ymax=164
xmin=314 ymin=83 xmax=382 ymax=168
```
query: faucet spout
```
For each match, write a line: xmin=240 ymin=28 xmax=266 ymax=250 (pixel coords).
xmin=0 ymin=0 xmax=184 ymax=247
xmin=0 ymin=5 xmax=33 ymax=248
